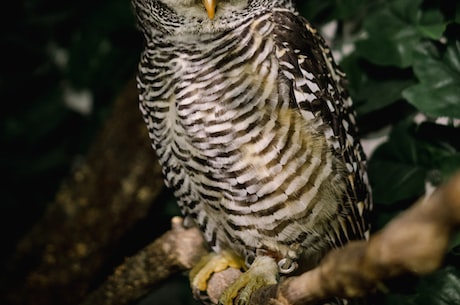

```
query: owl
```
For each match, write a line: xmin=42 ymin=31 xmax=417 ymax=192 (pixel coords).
xmin=132 ymin=0 xmax=371 ymax=304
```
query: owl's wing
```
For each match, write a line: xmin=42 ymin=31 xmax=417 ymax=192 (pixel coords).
xmin=272 ymin=10 xmax=371 ymax=245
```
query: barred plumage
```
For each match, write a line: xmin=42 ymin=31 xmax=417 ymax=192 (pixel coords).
xmin=133 ymin=0 xmax=371 ymax=303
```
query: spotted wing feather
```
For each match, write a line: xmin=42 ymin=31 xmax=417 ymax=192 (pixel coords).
xmin=272 ymin=10 xmax=371 ymax=246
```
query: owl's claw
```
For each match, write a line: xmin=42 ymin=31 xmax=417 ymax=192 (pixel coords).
xmin=219 ymin=256 xmax=279 ymax=305
xmin=190 ymin=250 xmax=245 ymax=295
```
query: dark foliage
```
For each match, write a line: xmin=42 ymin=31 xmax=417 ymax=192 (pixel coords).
xmin=1 ymin=0 xmax=459 ymax=304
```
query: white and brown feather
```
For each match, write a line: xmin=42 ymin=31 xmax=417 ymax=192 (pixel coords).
xmin=135 ymin=2 xmax=371 ymax=275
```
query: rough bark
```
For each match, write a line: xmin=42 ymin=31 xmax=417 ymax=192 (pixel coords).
xmin=2 ymin=79 xmax=165 ymax=305
xmin=80 ymin=217 xmax=208 ymax=305
xmin=80 ymin=171 xmax=460 ymax=305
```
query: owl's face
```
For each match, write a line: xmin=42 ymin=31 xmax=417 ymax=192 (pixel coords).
xmin=159 ymin=0 xmax=248 ymax=20
xmin=132 ymin=0 xmax=292 ymax=36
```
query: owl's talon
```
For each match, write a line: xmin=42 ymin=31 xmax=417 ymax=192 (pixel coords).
xmin=219 ymin=256 xmax=279 ymax=305
xmin=190 ymin=250 xmax=245 ymax=294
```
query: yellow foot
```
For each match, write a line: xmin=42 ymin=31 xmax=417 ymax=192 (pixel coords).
xmin=190 ymin=250 xmax=246 ymax=293
xmin=219 ymin=256 xmax=279 ymax=305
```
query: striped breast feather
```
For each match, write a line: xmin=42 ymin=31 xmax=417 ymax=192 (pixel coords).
xmin=271 ymin=9 xmax=371 ymax=242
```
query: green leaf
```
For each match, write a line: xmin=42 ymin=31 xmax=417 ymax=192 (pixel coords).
xmin=355 ymin=0 xmax=422 ymax=67
xmin=438 ymin=153 xmax=460 ymax=182
xmin=381 ymin=267 xmax=460 ymax=304
xmin=414 ymin=267 xmax=460 ymax=305
xmin=297 ymin=0 xmax=334 ymax=21
xmin=369 ymin=119 xmax=460 ymax=205
xmin=332 ymin=0 xmax=368 ymax=20
xmin=356 ymin=78 xmax=415 ymax=115
xmin=355 ymin=0 xmax=448 ymax=68
xmin=417 ymin=9 xmax=447 ymax=40
xmin=368 ymin=121 xmax=427 ymax=204
xmin=402 ymin=42 xmax=460 ymax=119
xmin=368 ymin=159 xmax=426 ymax=204
xmin=341 ymin=55 xmax=416 ymax=115
xmin=384 ymin=294 xmax=418 ymax=305
xmin=417 ymin=23 xmax=447 ymax=40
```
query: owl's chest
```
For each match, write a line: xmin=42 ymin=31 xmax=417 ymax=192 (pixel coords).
xmin=151 ymin=36 xmax=282 ymax=156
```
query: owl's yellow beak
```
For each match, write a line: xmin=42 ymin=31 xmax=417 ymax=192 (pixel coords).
xmin=203 ymin=0 xmax=217 ymax=19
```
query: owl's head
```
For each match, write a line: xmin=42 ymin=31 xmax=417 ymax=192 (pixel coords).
xmin=132 ymin=0 xmax=294 ymax=37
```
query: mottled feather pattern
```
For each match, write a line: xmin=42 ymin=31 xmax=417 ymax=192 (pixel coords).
xmin=272 ymin=11 xmax=370 ymax=243
xmin=136 ymin=2 xmax=371 ymax=277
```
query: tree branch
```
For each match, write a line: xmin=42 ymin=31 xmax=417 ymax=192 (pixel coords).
xmin=80 ymin=171 xmax=460 ymax=305
xmin=80 ymin=217 xmax=208 ymax=305
xmin=5 ymin=78 xmax=459 ymax=305
xmin=3 ymin=79 xmax=165 ymax=305
xmin=254 ymin=170 xmax=460 ymax=305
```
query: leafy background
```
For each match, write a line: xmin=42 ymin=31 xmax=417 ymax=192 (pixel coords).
xmin=1 ymin=0 xmax=459 ymax=304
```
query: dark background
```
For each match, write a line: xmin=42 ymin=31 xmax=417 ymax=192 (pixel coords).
xmin=1 ymin=0 xmax=142 ymax=260
xmin=1 ymin=0 xmax=459 ymax=304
